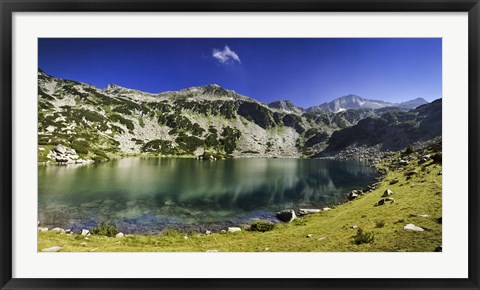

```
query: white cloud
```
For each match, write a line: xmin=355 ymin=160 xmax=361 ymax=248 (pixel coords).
xmin=212 ymin=45 xmax=241 ymax=64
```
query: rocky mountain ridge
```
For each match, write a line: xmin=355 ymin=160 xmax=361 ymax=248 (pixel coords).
xmin=37 ymin=70 xmax=441 ymax=163
xmin=306 ymin=94 xmax=429 ymax=113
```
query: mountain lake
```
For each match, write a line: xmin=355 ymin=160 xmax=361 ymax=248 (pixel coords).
xmin=38 ymin=157 xmax=378 ymax=234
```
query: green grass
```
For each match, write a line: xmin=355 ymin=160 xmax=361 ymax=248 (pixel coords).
xmin=38 ymin=153 xmax=442 ymax=252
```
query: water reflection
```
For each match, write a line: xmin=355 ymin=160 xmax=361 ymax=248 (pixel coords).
xmin=38 ymin=158 xmax=377 ymax=233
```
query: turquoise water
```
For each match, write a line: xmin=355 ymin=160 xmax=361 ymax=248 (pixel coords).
xmin=38 ymin=157 xmax=377 ymax=234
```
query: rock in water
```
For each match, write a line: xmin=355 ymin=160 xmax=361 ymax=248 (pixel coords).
xmin=276 ymin=209 xmax=296 ymax=223
xmin=41 ymin=246 xmax=63 ymax=252
xmin=382 ymin=189 xmax=393 ymax=197
xmin=404 ymin=224 xmax=424 ymax=231
xmin=227 ymin=227 xmax=241 ymax=233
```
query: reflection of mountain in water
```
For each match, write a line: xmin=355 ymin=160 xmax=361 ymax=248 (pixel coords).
xmin=38 ymin=158 xmax=377 ymax=232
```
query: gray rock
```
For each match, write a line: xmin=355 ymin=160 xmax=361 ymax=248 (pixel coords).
xmin=205 ymin=230 xmax=212 ymax=235
xmin=53 ymin=144 xmax=66 ymax=154
xmin=306 ymin=234 xmax=313 ymax=238
xmin=227 ymin=227 xmax=241 ymax=233
xmin=80 ymin=242 xmax=87 ymax=246
xmin=399 ymin=160 xmax=409 ymax=166
xmin=382 ymin=189 xmax=393 ymax=197
xmin=297 ymin=208 xmax=321 ymax=216
xmin=38 ymin=227 xmax=48 ymax=232
xmin=404 ymin=224 xmax=424 ymax=231
xmin=81 ymin=229 xmax=89 ymax=236
xmin=347 ymin=191 xmax=360 ymax=201
xmin=276 ymin=209 xmax=296 ymax=223
xmin=375 ymin=199 xmax=386 ymax=206
xmin=375 ymin=197 xmax=397 ymax=206
xmin=115 ymin=232 xmax=124 ymax=238
xmin=41 ymin=246 xmax=63 ymax=252
xmin=55 ymin=157 xmax=69 ymax=163
xmin=322 ymin=207 xmax=332 ymax=211
xmin=419 ymin=157 xmax=428 ymax=164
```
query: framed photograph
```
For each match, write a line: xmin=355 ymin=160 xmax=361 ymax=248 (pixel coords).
xmin=1 ymin=0 xmax=479 ymax=289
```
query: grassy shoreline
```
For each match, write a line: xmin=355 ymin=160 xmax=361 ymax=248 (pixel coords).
xmin=38 ymin=150 xmax=442 ymax=252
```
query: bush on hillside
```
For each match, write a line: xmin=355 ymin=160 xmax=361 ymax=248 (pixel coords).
xmin=353 ymin=228 xmax=375 ymax=245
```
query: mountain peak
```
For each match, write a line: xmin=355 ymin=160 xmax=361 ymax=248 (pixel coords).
xmin=268 ymin=100 xmax=304 ymax=114
xmin=105 ymin=84 xmax=127 ymax=91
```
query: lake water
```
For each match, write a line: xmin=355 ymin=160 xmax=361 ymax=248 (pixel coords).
xmin=38 ymin=158 xmax=378 ymax=234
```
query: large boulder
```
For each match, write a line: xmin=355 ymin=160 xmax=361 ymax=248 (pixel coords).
xmin=382 ymin=189 xmax=393 ymax=197
xmin=347 ymin=190 xmax=362 ymax=201
xmin=276 ymin=209 xmax=296 ymax=223
xmin=53 ymin=144 xmax=67 ymax=154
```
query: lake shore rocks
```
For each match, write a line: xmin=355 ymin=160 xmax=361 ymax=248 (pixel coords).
xmin=276 ymin=209 xmax=296 ymax=223
xmin=297 ymin=209 xmax=321 ymax=216
xmin=44 ymin=144 xmax=94 ymax=165
xmin=227 ymin=227 xmax=241 ymax=233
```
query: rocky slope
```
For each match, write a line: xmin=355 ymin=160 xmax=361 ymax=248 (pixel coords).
xmin=37 ymin=69 xmax=441 ymax=162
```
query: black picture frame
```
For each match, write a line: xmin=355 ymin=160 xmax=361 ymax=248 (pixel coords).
xmin=1 ymin=0 xmax=479 ymax=289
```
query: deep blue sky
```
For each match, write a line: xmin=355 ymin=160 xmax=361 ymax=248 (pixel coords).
xmin=38 ymin=38 xmax=441 ymax=108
